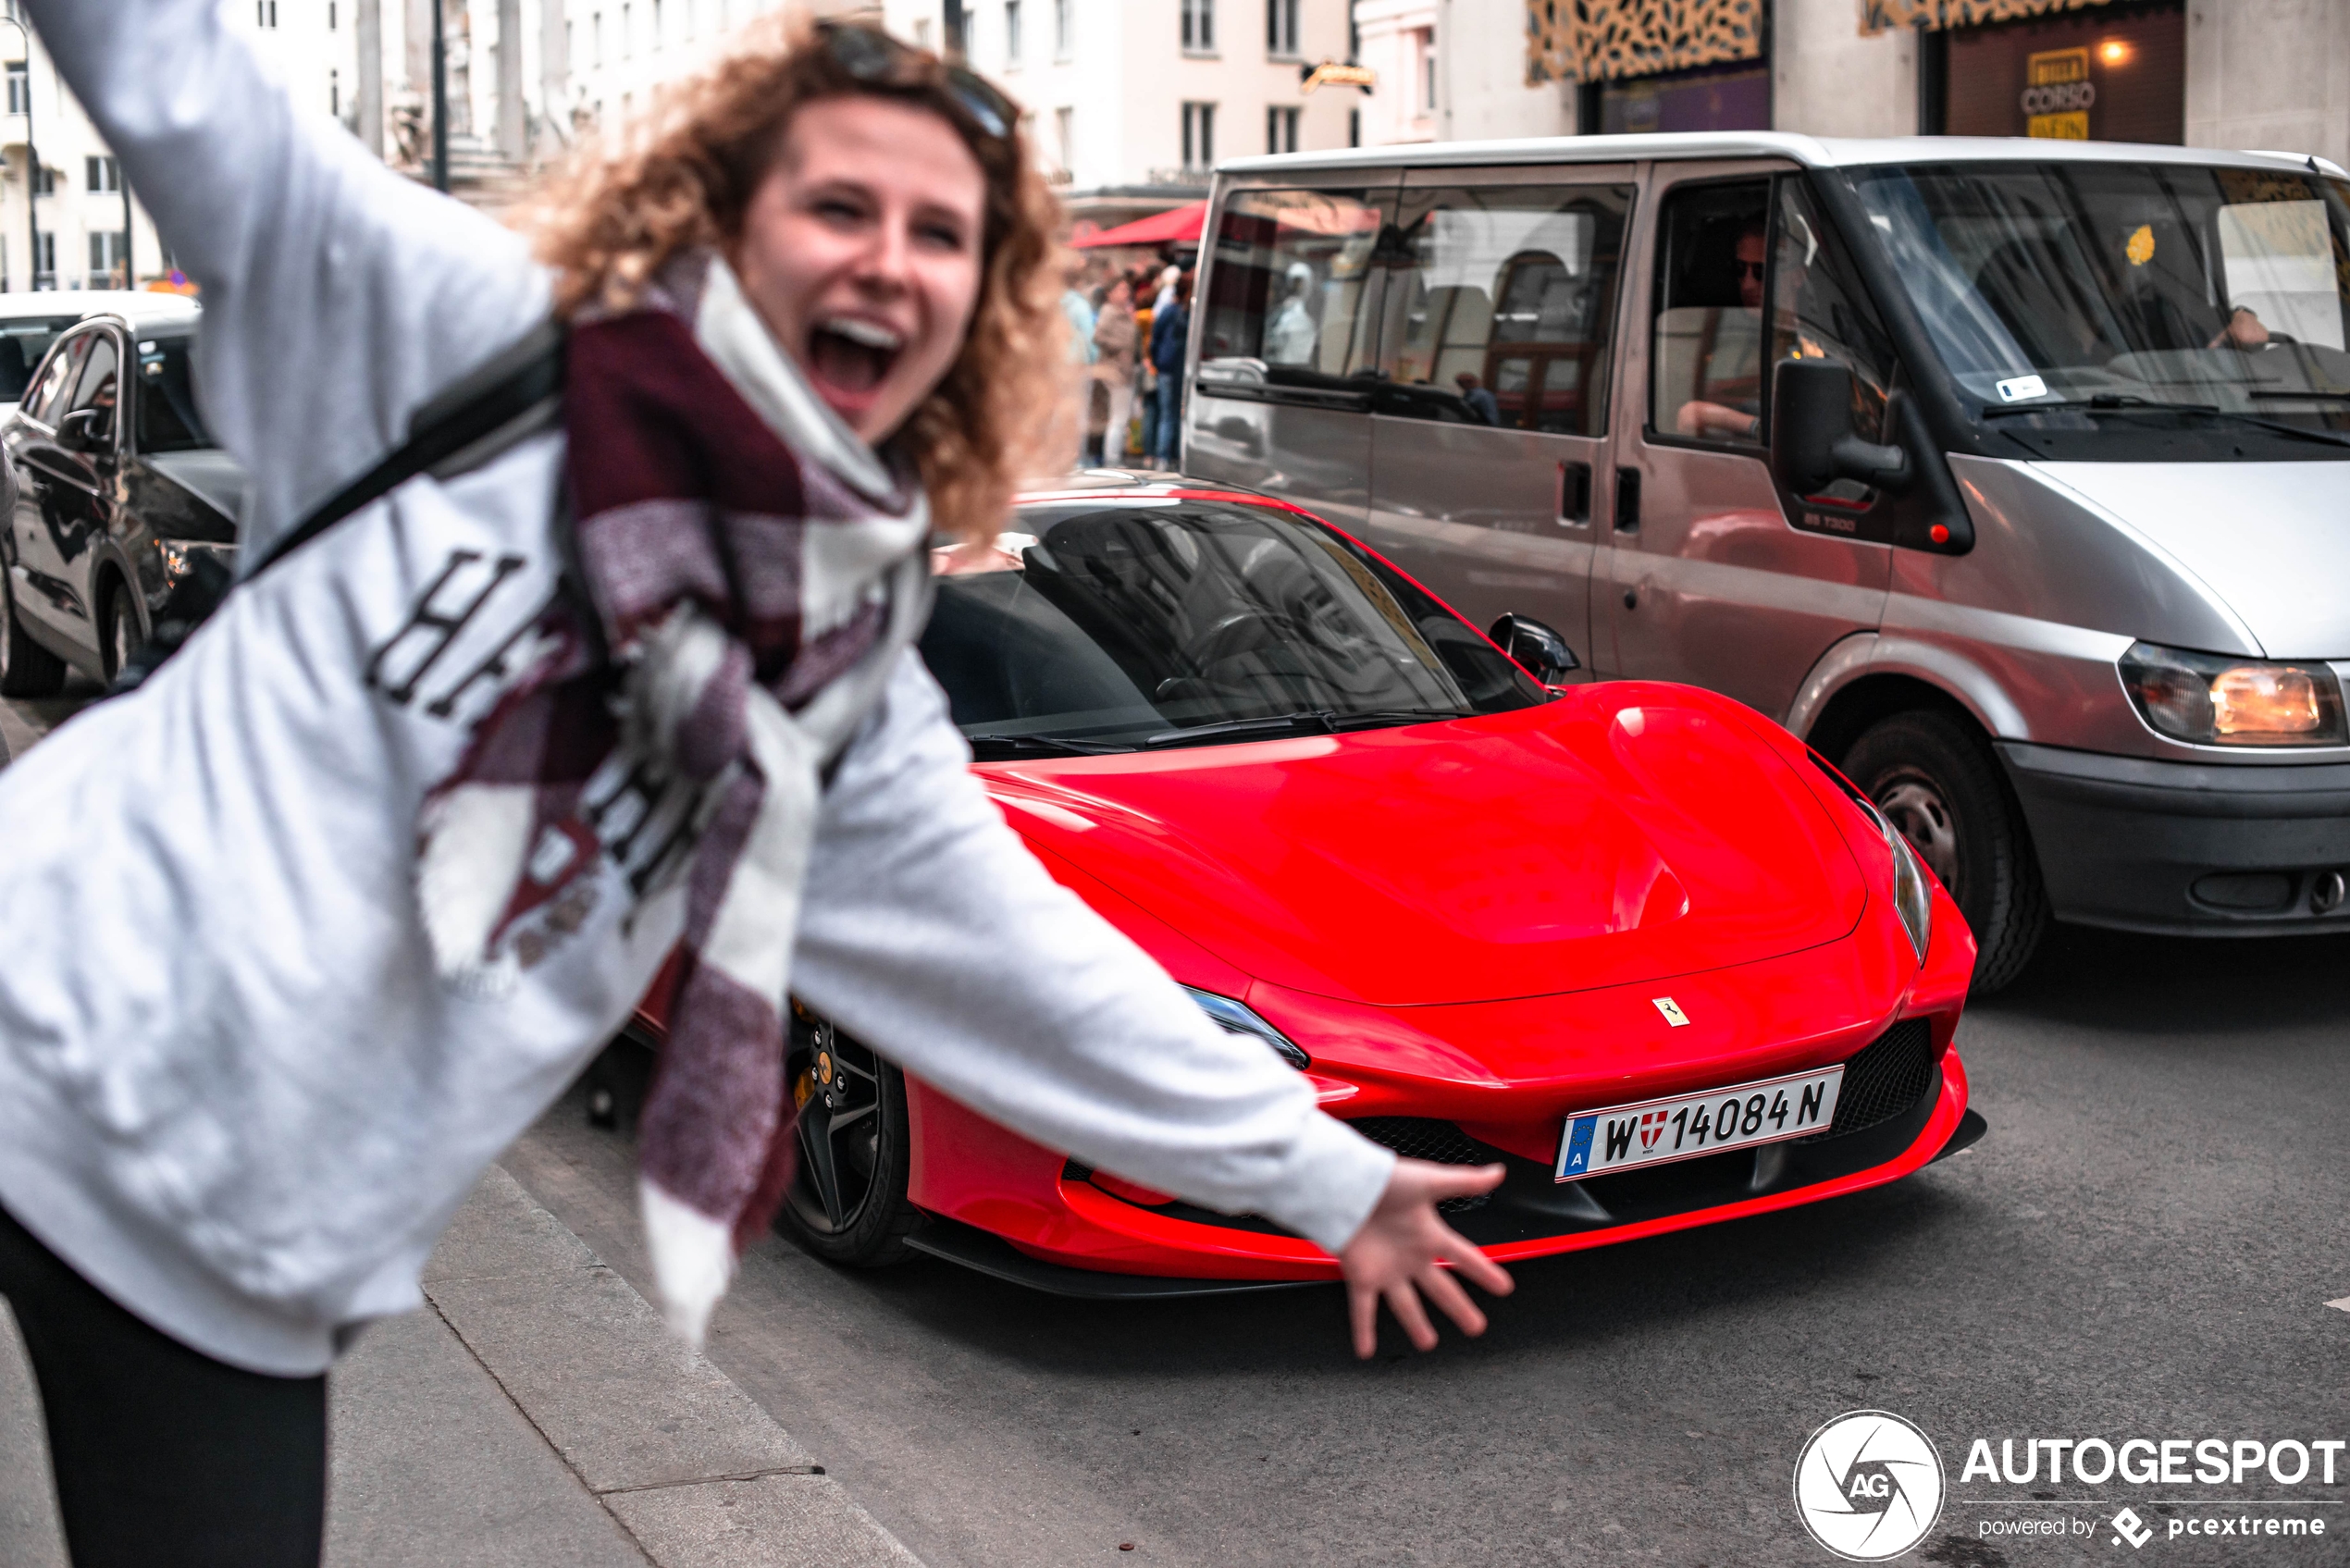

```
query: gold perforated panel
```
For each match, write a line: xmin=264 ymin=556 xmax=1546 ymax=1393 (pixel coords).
xmin=1526 ymin=0 xmax=1766 ymax=85
xmin=1859 ymin=0 xmax=2118 ymax=35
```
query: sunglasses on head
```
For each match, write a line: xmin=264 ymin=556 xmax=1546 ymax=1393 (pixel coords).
xmin=816 ymin=21 xmax=1019 ymax=142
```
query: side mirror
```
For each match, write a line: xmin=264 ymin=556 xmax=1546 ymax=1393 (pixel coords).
xmin=1770 ymin=359 xmax=1908 ymax=495
xmin=1489 ymin=613 xmax=1580 ymax=686
xmin=56 ymin=406 xmax=109 ymax=452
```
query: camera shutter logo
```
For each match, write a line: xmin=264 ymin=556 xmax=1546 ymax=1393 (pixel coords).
xmin=1793 ymin=1410 xmax=1945 ymax=1562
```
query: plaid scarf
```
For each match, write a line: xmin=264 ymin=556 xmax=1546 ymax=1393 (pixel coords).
xmin=415 ymin=252 xmax=931 ymax=1343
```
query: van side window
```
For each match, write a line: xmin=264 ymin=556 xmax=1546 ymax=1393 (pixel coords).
xmin=1374 ymin=184 xmax=1631 ymax=434
xmin=1198 ymin=188 xmax=1386 ymax=386
xmin=1770 ymin=180 xmax=1899 ymax=443
xmin=1651 ymin=179 xmax=1772 ymax=444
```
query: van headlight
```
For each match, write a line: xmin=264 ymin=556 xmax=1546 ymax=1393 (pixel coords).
xmin=2120 ymin=642 xmax=2348 ymax=747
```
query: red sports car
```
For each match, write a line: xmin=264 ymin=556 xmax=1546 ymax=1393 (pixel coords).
xmin=630 ymin=477 xmax=1982 ymax=1295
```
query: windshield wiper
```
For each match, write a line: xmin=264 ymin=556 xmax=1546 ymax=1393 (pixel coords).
xmin=965 ymin=734 xmax=1133 ymax=759
xmin=1142 ymin=708 xmax=1466 ymax=749
xmin=1981 ymin=394 xmax=2350 ymax=449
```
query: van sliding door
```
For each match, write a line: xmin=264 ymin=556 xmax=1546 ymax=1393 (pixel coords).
xmin=1189 ymin=183 xmax=1397 ymax=526
xmin=1359 ymin=168 xmax=1636 ymax=673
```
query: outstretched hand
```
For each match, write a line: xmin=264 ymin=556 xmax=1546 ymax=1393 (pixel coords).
xmin=1336 ymin=1157 xmax=1515 ymax=1359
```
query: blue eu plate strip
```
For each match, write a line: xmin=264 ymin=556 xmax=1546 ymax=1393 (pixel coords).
xmin=1560 ymin=1115 xmax=1595 ymax=1178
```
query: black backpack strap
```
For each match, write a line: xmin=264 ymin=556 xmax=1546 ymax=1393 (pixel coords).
xmin=247 ymin=316 xmax=568 ymax=579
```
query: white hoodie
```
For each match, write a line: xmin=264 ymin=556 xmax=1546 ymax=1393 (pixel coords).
xmin=0 ymin=0 xmax=1391 ymax=1376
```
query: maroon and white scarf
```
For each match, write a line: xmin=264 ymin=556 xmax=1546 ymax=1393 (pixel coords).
xmin=415 ymin=252 xmax=932 ymax=1342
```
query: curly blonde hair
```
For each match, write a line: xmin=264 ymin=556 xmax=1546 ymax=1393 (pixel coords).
xmin=522 ymin=17 xmax=1070 ymax=541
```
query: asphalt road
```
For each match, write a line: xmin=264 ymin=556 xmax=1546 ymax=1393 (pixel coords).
xmin=8 ymin=689 xmax=2346 ymax=1566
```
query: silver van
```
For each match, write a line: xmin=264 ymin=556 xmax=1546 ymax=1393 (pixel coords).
xmin=1184 ymin=134 xmax=2350 ymax=990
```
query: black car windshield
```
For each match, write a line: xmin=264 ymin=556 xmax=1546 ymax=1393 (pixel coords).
xmin=1852 ymin=162 xmax=2350 ymax=459
xmin=919 ymin=498 xmax=1544 ymax=755
xmin=135 ymin=334 xmax=211 ymax=453
xmin=0 ymin=316 xmax=83 ymax=404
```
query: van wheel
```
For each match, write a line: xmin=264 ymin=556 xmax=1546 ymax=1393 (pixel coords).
xmin=776 ymin=1006 xmax=918 ymax=1267
xmin=0 ymin=570 xmax=67 ymax=698
xmin=1841 ymin=710 xmax=2048 ymax=994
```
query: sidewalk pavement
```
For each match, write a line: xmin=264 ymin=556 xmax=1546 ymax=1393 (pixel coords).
xmin=0 ymin=1167 xmax=924 ymax=1568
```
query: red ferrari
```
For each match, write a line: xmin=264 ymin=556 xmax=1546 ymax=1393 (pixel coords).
xmin=630 ymin=476 xmax=1982 ymax=1295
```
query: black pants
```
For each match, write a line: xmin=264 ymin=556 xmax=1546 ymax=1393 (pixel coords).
xmin=0 ymin=1202 xmax=326 ymax=1568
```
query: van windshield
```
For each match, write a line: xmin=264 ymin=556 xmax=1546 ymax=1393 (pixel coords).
xmin=1852 ymin=162 xmax=2350 ymax=459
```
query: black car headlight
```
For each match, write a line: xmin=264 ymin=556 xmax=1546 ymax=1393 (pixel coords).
xmin=2120 ymin=641 xmax=2348 ymax=747
xmin=1810 ymin=751 xmax=1931 ymax=962
xmin=1183 ymin=986 xmax=1309 ymax=1069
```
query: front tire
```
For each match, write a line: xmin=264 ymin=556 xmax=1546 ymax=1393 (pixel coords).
xmin=776 ymin=1005 xmax=918 ymax=1267
xmin=1841 ymin=709 xmax=2048 ymax=994
xmin=103 ymin=587 xmax=140 ymax=686
xmin=0 ymin=569 xmax=67 ymax=698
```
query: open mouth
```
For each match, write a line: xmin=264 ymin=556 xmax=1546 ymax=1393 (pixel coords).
xmin=805 ymin=315 xmax=906 ymax=411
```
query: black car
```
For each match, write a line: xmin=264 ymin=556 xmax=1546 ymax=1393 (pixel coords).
xmin=0 ymin=314 xmax=241 ymax=697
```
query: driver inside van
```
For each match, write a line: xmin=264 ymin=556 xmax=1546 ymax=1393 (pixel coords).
xmin=1673 ymin=220 xmax=1768 ymax=438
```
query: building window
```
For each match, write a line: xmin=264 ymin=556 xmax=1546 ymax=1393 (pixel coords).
xmin=1055 ymin=106 xmax=1074 ymax=171
xmin=1054 ymin=0 xmax=1072 ymax=58
xmin=1004 ymin=0 xmax=1021 ymax=64
xmin=1416 ymin=29 xmax=1436 ymax=113
xmin=913 ymin=16 xmax=932 ymax=49
xmin=591 ymin=11 xmax=603 ymax=65
xmin=328 ymin=0 xmax=337 ymax=27
xmin=650 ymin=0 xmax=662 ymax=51
xmin=621 ymin=3 xmax=632 ymax=58
xmin=1181 ymin=0 xmax=1213 ymax=54
xmin=1266 ymin=0 xmax=1297 ymax=59
xmin=90 ymin=230 xmax=126 ymax=290
xmin=255 ymin=0 xmax=276 ymax=25
xmin=1181 ymin=101 xmax=1216 ymax=171
xmin=1347 ymin=107 xmax=1359 ymax=146
xmin=330 ymin=68 xmax=340 ymax=116
xmin=89 ymin=155 xmax=121 ymax=192
xmin=34 ymin=231 xmax=54 ymax=290
xmin=1266 ymin=105 xmax=1298 ymax=153
xmin=32 ymin=163 xmax=53 ymax=195
xmin=6 ymin=62 xmax=26 ymax=117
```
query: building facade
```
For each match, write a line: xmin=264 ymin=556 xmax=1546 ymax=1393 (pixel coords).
xmin=1371 ymin=0 xmax=2349 ymax=170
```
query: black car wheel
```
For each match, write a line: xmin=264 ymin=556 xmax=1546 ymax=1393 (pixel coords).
xmin=0 ymin=568 xmax=68 ymax=699
xmin=776 ymin=1004 xmax=918 ymax=1266
xmin=1842 ymin=709 xmax=2048 ymax=994
xmin=104 ymin=588 xmax=141 ymax=686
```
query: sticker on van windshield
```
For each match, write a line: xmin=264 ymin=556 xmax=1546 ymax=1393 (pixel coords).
xmin=1995 ymin=374 xmax=2050 ymax=402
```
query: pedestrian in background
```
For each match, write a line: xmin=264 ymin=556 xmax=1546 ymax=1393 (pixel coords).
xmin=1092 ymin=276 xmax=1138 ymax=465
xmin=0 ymin=7 xmax=1508 ymax=1565
xmin=1149 ymin=270 xmax=1193 ymax=468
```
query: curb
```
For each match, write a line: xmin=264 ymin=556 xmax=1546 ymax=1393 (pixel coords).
xmin=426 ymin=1167 xmax=924 ymax=1568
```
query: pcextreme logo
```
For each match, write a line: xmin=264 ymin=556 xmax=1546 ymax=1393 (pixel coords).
xmin=1794 ymin=1410 xmax=1947 ymax=1562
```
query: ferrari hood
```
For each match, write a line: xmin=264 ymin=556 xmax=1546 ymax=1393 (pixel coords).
xmin=983 ymin=686 xmax=1868 ymax=1007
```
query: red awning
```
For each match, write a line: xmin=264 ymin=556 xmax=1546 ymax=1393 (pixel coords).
xmin=1070 ymin=201 xmax=1207 ymax=249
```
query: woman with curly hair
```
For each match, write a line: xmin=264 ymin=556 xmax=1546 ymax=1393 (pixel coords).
xmin=0 ymin=6 xmax=1510 ymax=1562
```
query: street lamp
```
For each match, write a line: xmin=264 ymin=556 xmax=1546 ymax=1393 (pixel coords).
xmin=0 ymin=13 xmax=39 ymax=292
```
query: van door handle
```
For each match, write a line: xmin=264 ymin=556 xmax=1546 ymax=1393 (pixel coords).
xmin=1614 ymin=468 xmax=1641 ymax=533
xmin=1557 ymin=462 xmax=1591 ymax=525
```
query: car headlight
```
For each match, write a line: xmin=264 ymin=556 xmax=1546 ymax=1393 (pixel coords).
xmin=1881 ymin=816 xmax=1934 ymax=962
xmin=1182 ymin=985 xmax=1309 ymax=1069
xmin=2120 ymin=641 xmax=2347 ymax=747
xmin=1810 ymin=750 xmax=1932 ymax=962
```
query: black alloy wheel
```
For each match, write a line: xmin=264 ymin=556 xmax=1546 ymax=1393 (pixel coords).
xmin=776 ymin=1003 xmax=918 ymax=1266
xmin=0 ymin=567 xmax=68 ymax=699
xmin=1842 ymin=708 xmax=2049 ymax=994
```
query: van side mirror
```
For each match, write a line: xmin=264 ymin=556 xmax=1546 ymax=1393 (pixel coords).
xmin=1489 ymin=613 xmax=1579 ymax=686
xmin=1770 ymin=359 xmax=1908 ymax=494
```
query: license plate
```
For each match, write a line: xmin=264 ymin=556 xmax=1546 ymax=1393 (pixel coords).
xmin=1555 ymin=1066 xmax=1844 ymax=1181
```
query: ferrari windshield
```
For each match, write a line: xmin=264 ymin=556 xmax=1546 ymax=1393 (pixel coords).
xmin=919 ymin=498 xmax=1543 ymax=756
xmin=1852 ymin=162 xmax=2350 ymax=457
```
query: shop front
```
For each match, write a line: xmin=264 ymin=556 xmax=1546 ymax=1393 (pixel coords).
xmin=1870 ymin=0 xmax=2188 ymax=143
xmin=1527 ymin=0 xmax=1774 ymax=137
